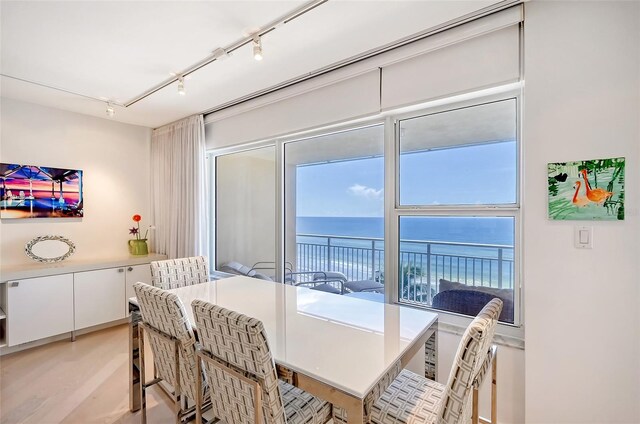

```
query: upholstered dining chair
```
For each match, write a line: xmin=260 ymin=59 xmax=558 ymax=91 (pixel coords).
xmin=150 ymin=256 xmax=209 ymax=290
xmin=133 ymin=282 xmax=211 ymax=424
xmin=370 ymin=298 xmax=503 ymax=424
xmin=191 ymin=299 xmax=332 ymax=424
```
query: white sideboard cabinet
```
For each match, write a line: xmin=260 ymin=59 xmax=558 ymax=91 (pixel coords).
xmin=6 ymin=274 xmax=74 ymax=346
xmin=74 ymin=268 xmax=126 ymax=330
xmin=0 ymin=254 xmax=165 ymax=349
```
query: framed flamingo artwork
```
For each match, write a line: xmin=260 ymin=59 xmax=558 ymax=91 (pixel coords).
xmin=548 ymin=157 xmax=625 ymax=221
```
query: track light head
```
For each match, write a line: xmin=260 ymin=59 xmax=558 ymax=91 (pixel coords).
xmin=177 ymin=77 xmax=186 ymax=95
xmin=106 ymin=102 xmax=115 ymax=118
xmin=253 ymin=36 xmax=263 ymax=61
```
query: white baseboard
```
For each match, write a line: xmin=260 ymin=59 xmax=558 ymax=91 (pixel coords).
xmin=0 ymin=318 xmax=128 ymax=356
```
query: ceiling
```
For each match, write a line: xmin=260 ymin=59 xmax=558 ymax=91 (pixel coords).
xmin=1 ymin=1 xmax=504 ymax=129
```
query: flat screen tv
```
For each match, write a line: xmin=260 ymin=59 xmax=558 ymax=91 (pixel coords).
xmin=0 ymin=163 xmax=83 ymax=219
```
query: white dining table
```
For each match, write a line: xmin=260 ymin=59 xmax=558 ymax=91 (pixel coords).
xmin=128 ymin=275 xmax=438 ymax=423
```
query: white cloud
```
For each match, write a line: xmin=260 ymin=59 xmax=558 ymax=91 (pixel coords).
xmin=348 ymin=184 xmax=383 ymax=200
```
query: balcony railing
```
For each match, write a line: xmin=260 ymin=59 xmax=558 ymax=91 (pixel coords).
xmin=296 ymin=233 xmax=514 ymax=303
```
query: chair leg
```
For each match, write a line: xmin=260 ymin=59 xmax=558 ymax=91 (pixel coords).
xmin=139 ymin=326 xmax=147 ymax=424
xmin=477 ymin=348 xmax=498 ymax=424
xmin=491 ymin=351 xmax=498 ymax=424
xmin=472 ymin=386 xmax=479 ymax=424
xmin=174 ymin=342 xmax=182 ymax=424
xmin=196 ymin=354 xmax=203 ymax=424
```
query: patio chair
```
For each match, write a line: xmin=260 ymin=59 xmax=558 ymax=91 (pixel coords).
xmin=287 ymin=271 xmax=346 ymax=295
xmin=370 ymin=298 xmax=503 ymax=424
xmin=309 ymin=271 xmax=384 ymax=294
xmin=191 ymin=299 xmax=332 ymax=424
xmin=218 ymin=261 xmax=296 ymax=281
xmin=220 ymin=261 xmax=345 ymax=294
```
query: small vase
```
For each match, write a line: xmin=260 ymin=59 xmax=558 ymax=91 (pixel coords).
xmin=128 ymin=239 xmax=148 ymax=256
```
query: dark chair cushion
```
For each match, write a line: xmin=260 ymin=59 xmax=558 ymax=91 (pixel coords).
xmin=432 ymin=289 xmax=514 ymax=323
xmin=439 ymin=278 xmax=513 ymax=300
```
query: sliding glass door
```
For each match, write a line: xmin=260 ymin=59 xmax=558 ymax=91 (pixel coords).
xmin=283 ymin=125 xmax=384 ymax=292
xmin=215 ymin=146 xmax=276 ymax=278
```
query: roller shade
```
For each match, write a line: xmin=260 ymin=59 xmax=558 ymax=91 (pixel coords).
xmin=381 ymin=18 xmax=521 ymax=110
xmin=205 ymin=5 xmax=523 ymax=149
xmin=205 ymin=70 xmax=381 ymax=149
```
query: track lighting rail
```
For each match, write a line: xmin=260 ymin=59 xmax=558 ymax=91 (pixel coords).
xmin=122 ymin=0 xmax=328 ymax=108
xmin=0 ymin=0 xmax=328 ymax=115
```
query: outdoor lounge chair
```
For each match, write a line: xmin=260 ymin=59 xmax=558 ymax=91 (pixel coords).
xmin=287 ymin=271 xmax=345 ymax=295
xmin=218 ymin=261 xmax=273 ymax=280
xmin=310 ymin=272 xmax=384 ymax=293
xmin=218 ymin=261 xmax=345 ymax=294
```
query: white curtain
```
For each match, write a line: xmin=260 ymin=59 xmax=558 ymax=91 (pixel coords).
xmin=151 ymin=115 xmax=208 ymax=259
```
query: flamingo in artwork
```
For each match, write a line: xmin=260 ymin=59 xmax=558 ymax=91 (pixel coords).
xmin=580 ymin=169 xmax=613 ymax=204
xmin=572 ymin=181 xmax=590 ymax=207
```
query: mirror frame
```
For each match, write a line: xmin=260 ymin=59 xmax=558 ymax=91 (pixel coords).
xmin=25 ymin=235 xmax=76 ymax=263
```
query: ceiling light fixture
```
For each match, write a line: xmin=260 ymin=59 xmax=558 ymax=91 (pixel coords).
xmin=177 ymin=77 xmax=186 ymax=95
xmin=253 ymin=36 xmax=263 ymax=61
xmin=106 ymin=102 xmax=115 ymax=117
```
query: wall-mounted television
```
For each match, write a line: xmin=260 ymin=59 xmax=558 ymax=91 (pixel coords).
xmin=0 ymin=163 xmax=83 ymax=219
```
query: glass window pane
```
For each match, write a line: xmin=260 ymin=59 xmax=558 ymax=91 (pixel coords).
xmin=398 ymin=216 xmax=515 ymax=323
xmin=399 ymin=99 xmax=517 ymax=205
xmin=284 ymin=126 xmax=384 ymax=292
xmin=215 ymin=146 xmax=276 ymax=278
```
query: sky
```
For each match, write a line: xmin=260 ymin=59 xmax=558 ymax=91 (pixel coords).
xmin=296 ymin=141 xmax=516 ymax=217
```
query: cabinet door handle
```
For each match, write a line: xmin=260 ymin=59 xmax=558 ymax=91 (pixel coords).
xmin=127 ymin=267 xmax=133 ymax=272
xmin=9 ymin=281 xmax=19 ymax=287
xmin=118 ymin=268 xmax=124 ymax=273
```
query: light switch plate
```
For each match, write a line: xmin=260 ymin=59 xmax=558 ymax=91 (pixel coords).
xmin=574 ymin=226 xmax=593 ymax=249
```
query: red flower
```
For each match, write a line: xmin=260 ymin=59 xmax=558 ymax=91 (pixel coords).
xmin=132 ymin=214 xmax=142 ymax=222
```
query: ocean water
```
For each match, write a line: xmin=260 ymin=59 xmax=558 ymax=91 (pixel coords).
xmin=297 ymin=216 xmax=514 ymax=245
xmin=295 ymin=216 xmax=515 ymax=289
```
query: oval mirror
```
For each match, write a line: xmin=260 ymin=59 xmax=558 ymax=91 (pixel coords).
xmin=25 ymin=235 xmax=75 ymax=263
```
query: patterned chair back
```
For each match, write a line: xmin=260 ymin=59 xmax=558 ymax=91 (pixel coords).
xmin=133 ymin=282 xmax=202 ymax=402
xmin=439 ymin=298 xmax=503 ymax=424
xmin=150 ymin=256 xmax=209 ymax=290
xmin=192 ymin=299 xmax=286 ymax=424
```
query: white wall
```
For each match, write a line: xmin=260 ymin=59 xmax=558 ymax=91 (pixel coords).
xmin=523 ymin=2 xmax=640 ymax=423
xmin=0 ymin=98 xmax=151 ymax=267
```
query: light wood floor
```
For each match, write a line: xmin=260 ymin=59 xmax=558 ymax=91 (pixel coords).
xmin=1 ymin=324 xmax=178 ymax=424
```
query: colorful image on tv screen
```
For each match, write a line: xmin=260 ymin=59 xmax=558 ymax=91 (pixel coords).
xmin=0 ymin=163 xmax=83 ymax=219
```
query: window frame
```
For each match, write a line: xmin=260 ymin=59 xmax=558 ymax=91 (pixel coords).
xmin=387 ymin=90 xmax=522 ymax=328
xmin=207 ymin=88 xmax=523 ymax=335
xmin=279 ymin=121 xmax=387 ymax=284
